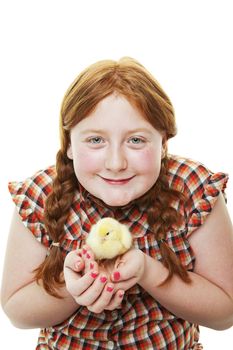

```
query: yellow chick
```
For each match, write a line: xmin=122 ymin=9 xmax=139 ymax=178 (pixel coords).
xmin=86 ymin=217 xmax=132 ymax=260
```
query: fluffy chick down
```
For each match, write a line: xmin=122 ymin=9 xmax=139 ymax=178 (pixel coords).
xmin=86 ymin=217 xmax=133 ymax=260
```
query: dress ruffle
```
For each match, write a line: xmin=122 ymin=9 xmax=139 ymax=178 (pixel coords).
xmin=8 ymin=167 xmax=55 ymax=247
xmin=186 ymin=172 xmax=228 ymax=236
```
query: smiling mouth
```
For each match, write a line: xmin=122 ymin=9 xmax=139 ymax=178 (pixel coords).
xmin=100 ymin=175 xmax=135 ymax=185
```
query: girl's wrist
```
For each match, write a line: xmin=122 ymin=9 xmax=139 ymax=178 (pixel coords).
xmin=138 ymin=253 xmax=168 ymax=289
xmin=137 ymin=250 xmax=148 ymax=285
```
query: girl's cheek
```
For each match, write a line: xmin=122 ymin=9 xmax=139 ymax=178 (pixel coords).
xmin=130 ymin=148 xmax=160 ymax=170
xmin=75 ymin=150 xmax=104 ymax=172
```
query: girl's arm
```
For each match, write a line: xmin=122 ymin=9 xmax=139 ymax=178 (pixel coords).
xmin=1 ymin=209 xmax=79 ymax=329
xmin=112 ymin=193 xmax=233 ymax=330
xmin=1 ymin=209 xmax=124 ymax=328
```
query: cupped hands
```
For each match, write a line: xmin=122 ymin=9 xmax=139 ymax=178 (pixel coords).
xmin=63 ymin=246 xmax=145 ymax=313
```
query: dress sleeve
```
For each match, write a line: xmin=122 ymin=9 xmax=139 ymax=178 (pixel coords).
xmin=8 ymin=167 xmax=55 ymax=247
xmin=184 ymin=164 xmax=229 ymax=237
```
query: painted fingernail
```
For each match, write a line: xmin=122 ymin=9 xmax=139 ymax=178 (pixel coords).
xmin=91 ymin=272 xmax=99 ymax=278
xmin=82 ymin=248 xmax=87 ymax=254
xmin=113 ymin=271 xmax=121 ymax=281
xmin=106 ymin=286 xmax=114 ymax=292
xmin=119 ymin=292 xmax=124 ymax=298
xmin=90 ymin=262 xmax=94 ymax=269
xmin=86 ymin=253 xmax=91 ymax=259
xmin=100 ymin=276 xmax=107 ymax=283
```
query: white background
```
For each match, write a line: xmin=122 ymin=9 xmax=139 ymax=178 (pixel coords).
xmin=0 ymin=0 xmax=232 ymax=348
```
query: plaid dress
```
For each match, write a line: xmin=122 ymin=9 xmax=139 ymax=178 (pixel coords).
xmin=8 ymin=155 xmax=228 ymax=350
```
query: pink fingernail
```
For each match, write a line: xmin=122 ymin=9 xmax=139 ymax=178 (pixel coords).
xmin=90 ymin=262 xmax=94 ymax=269
xmin=113 ymin=271 xmax=120 ymax=281
xmin=107 ymin=286 xmax=114 ymax=292
xmin=91 ymin=272 xmax=98 ymax=278
xmin=100 ymin=276 xmax=107 ymax=283
xmin=86 ymin=253 xmax=91 ymax=259
xmin=119 ymin=292 xmax=124 ymax=298
xmin=82 ymin=248 xmax=87 ymax=254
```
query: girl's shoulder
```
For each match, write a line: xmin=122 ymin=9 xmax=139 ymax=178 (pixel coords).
xmin=8 ymin=165 xmax=57 ymax=207
xmin=167 ymin=154 xmax=228 ymax=195
xmin=167 ymin=155 xmax=229 ymax=236
xmin=8 ymin=166 xmax=57 ymax=238
xmin=167 ymin=154 xmax=211 ymax=178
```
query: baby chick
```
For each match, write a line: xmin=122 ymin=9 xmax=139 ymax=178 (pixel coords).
xmin=86 ymin=217 xmax=132 ymax=260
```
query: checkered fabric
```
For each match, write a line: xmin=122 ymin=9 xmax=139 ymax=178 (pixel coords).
xmin=8 ymin=155 xmax=228 ymax=350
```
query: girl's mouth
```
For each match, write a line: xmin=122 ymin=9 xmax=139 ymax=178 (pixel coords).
xmin=100 ymin=175 xmax=135 ymax=185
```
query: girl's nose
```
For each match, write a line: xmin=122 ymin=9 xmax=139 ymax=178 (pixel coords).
xmin=104 ymin=146 xmax=127 ymax=172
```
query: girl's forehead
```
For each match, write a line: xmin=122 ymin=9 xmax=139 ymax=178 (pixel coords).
xmin=70 ymin=99 xmax=162 ymax=140
xmin=75 ymin=94 xmax=150 ymax=128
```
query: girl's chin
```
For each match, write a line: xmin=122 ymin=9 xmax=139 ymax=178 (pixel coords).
xmin=101 ymin=196 xmax=132 ymax=207
xmin=104 ymin=201 xmax=131 ymax=207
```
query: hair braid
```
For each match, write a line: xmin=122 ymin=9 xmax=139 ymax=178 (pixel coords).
xmin=34 ymin=150 xmax=78 ymax=297
xmin=139 ymin=157 xmax=191 ymax=284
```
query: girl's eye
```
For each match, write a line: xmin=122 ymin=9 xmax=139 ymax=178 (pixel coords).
xmin=129 ymin=137 xmax=145 ymax=144
xmin=88 ymin=137 xmax=104 ymax=144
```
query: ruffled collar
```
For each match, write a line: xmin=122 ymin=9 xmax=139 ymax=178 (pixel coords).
xmin=77 ymin=183 xmax=150 ymax=222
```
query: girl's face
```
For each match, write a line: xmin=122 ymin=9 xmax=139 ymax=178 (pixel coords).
xmin=67 ymin=94 xmax=164 ymax=206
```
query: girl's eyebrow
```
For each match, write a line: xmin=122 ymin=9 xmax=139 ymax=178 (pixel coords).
xmin=80 ymin=129 xmax=106 ymax=135
xmin=125 ymin=128 xmax=153 ymax=135
xmin=80 ymin=128 xmax=153 ymax=135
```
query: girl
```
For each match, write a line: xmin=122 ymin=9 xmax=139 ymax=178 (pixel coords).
xmin=1 ymin=57 xmax=233 ymax=349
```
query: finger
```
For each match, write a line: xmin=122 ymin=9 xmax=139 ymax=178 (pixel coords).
xmin=111 ymin=263 xmax=139 ymax=291
xmin=111 ymin=258 xmax=136 ymax=282
xmin=81 ymin=244 xmax=95 ymax=260
xmin=104 ymin=289 xmax=125 ymax=311
xmin=84 ymin=259 xmax=99 ymax=275
xmin=65 ymin=269 xmax=100 ymax=297
xmin=82 ymin=251 xmax=99 ymax=272
xmin=81 ymin=245 xmax=98 ymax=273
xmin=112 ymin=278 xmax=138 ymax=292
xmin=64 ymin=249 xmax=84 ymax=272
xmin=87 ymin=282 xmax=118 ymax=313
xmin=75 ymin=273 xmax=108 ymax=306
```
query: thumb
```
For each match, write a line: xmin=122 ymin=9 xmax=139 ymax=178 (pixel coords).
xmin=111 ymin=261 xmax=136 ymax=282
xmin=74 ymin=257 xmax=85 ymax=272
xmin=64 ymin=250 xmax=85 ymax=272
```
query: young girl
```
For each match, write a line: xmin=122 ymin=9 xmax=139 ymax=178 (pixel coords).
xmin=1 ymin=57 xmax=233 ymax=349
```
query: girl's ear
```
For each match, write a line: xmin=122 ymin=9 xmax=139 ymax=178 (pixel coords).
xmin=67 ymin=145 xmax=73 ymax=160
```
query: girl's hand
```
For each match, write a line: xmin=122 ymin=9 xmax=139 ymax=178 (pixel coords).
xmin=63 ymin=248 xmax=124 ymax=313
xmin=111 ymin=248 xmax=145 ymax=291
